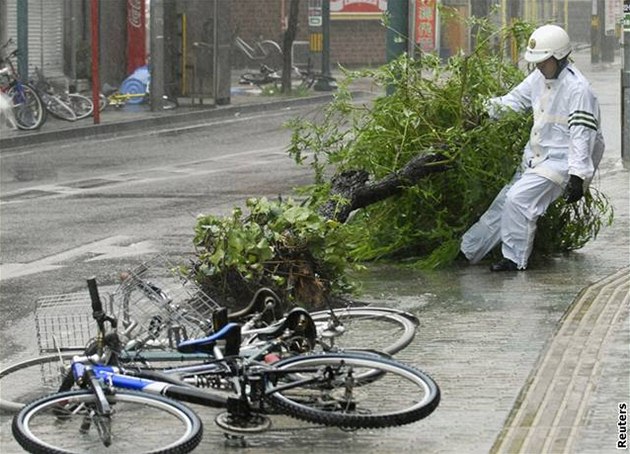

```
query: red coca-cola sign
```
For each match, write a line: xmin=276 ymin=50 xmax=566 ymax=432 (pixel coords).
xmin=127 ymin=0 xmax=146 ymax=73
xmin=128 ymin=0 xmax=143 ymax=28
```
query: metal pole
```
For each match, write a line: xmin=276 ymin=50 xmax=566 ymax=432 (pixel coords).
xmin=385 ymin=0 xmax=409 ymax=95
xmin=622 ymin=0 xmax=630 ymax=162
xmin=150 ymin=0 xmax=164 ymax=111
xmin=213 ymin=0 xmax=219 ymax=104
xmin=17 ymin=0 xmax=28 ymax=82
xmin=91 ymin=0 xmax=100 ymax=124
xmin=314 ymin=0 xmax=335 ymax=91
xmin=386 ymin=0 xmax=408 ymax=64
xmin=592 ymin=0 xmax=601 ymax=63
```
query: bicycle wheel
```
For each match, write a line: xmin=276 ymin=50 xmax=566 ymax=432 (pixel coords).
xmin=0 ymin=354 xmax=76 ymax=412
xmin=8 ymin=83 xmax=47 ymax=130
xmin=239 ymin=72 xmax=277 ymax=87
xmin=308 ymin=307 xmax=418 ymax=355
xmin=259 ymin=40 xmax=283 ymax=70
xmin=265 ymin=352 xmax=440 ymax=429
xmin=66 ymin=93 xmax=94 ymax=120
xmin=12 ymin=390 xmax=203 ymax=454
xmin=45 ymin=94 xmax=77 ymax=121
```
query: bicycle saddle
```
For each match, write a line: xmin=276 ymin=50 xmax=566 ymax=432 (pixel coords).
xmin=177 ymin=322 xmax=241 ymax=356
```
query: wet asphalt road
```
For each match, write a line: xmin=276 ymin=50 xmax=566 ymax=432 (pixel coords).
xmin=1 ymin=49 xmax=629 ymax=453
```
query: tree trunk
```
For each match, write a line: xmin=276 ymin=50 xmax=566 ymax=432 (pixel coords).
xmin=281 ymin=0 xmax=300 ymax=94
xmin=320 ymin=152 xmax=450 ymax=222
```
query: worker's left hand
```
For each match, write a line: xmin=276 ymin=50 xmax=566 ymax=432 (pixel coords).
xmin=563 ymin=175 xmax=584 ymax=203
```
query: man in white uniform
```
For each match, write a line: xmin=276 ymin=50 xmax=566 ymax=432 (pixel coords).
xmin=460 ymin=24 xmax=605 ymax=271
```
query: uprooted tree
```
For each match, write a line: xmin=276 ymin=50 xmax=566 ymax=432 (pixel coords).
xmin=189 ymin=19 xmax=612 ymax=308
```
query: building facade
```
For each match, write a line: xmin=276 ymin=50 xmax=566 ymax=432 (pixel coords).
xmin=0 ymin=0 xmax=616 ymax=103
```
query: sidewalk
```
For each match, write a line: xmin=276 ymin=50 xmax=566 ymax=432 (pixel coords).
xmin=0 ymin=69 xmax=379 ymax=150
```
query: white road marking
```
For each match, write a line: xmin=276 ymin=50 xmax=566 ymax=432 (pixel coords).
xmin=0 ymin=236 xmax=157 ymax=281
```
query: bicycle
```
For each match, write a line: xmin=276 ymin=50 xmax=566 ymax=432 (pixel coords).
xmin=97 ymin=82 xmax=178 ymax=111
xmin=239 ymin=64 xmax=337 ymax=92
xmin=11 ymin=277 xmax=440 ymax=453
xmin=0 ymin=39 xmax=47 ymax=130
xmin=233 ymin=35 xmax=283 ymax=70
xmin=32 ymin=67 xmax=94 ymax=121
xmin=0 ymin=255 xmax=419 ymax=411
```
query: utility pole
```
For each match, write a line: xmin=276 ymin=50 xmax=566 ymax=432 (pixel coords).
xmin=622 ymin=0 xmax=630 ymax=162
xmin=150 ymin=0 xmax=165 ymax=111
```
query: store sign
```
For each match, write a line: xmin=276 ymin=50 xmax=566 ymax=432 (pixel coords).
xmin=127 ymin=0 xmax=146 ymax=74
xmin=309 ymin=0 xmax=323 ymax=27
xmin=414 ymin=0 xmax=436 ymax=52
xmin=331 ymin=0 xmax=387 ymax=19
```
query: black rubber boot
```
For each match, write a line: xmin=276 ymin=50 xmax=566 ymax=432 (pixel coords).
xmin=490 ymin=258 xmax=519 ymax=272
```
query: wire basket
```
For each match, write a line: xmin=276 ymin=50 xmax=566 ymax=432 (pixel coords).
xmin=111 ymin=255 xmax=222 ymax=351
xmin=35 ymin=292 xmax=96 ymax=353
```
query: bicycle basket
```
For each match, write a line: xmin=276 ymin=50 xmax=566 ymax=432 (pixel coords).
xmin=110 ymin=255 xmax=221 ymax=351
xmin=35 ymin=292 xmax=97 ymax=354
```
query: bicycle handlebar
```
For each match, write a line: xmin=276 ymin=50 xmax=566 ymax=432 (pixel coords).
xmin=87 ymin=277 xmax=103 ymax=313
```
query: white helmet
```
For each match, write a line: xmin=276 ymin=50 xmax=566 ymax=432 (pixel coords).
xmin=524 ymin=24 xmax=572 ymax=63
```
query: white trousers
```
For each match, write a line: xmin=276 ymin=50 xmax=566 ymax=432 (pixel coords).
xmin=460 ymin=171 xmax=564 ymax=269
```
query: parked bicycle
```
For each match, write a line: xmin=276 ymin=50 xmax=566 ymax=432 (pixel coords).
xmin=11 ymin=277 xmax=440 ymax=453
xmin=0 ymin=39 xmax=46 ymax=130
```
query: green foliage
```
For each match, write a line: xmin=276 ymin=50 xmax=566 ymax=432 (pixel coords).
xmin=192 ymin=197 xmax=359 ymax=306
xmin=189 ymin=19 xmax=613 ymax=304
xmin=536 ymin=188 xmax=614 ymax=253
xmin=287 ymin=18 xmax=612 ymax=268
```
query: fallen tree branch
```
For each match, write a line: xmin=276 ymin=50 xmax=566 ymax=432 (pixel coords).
xmin=320 ymin=152 xmax=450 ymax=222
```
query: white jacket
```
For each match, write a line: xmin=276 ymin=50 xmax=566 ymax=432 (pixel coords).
xmin=486 ymin=64 xmax=605 ymax=186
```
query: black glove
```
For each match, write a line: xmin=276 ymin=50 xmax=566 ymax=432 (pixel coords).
xmin=564 ymin=175 xmax=584 ymax=203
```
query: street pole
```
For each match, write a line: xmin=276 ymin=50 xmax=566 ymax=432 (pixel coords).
xmin=150 ymin=0 xmax=165 ymax=111
xmin=385 ymin=0 xmax=409 ymax=95
xmin=91 ymin=0 xmax=100 ymax=125
xmin=622 ymin=0 xmax=630 ymax=162
xmin=314 ymin=0 xmax=335 ymax=91
xmin=17 ymin=0 xmax=27 ymax=82
xmin=386 ymin=0 xmax=408 ymax=63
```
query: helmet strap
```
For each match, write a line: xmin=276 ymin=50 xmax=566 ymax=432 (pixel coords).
xmin=552 ymin=56 xmax=569 ymax=79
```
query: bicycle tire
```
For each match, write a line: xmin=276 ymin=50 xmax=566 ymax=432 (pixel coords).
xmin=258 ymin=40 xmax=283 ymax=71
xmin=307 ymin=307 xmax=417 ymax=355
xmin=0 ymin=353 xmax=76 ymax=412
xmin=265 ymin=352 xmax=440 ymax=429
xmin=8 ymin=83 xmax=47 ymax=130
xmin=45 ymin=94 xmax=77 ymax=121
xmin=239 ymin=72 xmax=279 ymax=87
xmin=66 ymin=93 xmax=94 ymax=120
xmin=12 ymin=389 xmax=203 ymax=454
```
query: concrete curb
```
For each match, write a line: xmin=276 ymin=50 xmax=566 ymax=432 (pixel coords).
xmin=491 ymin=266 xmax=630 ymax=453
xmin=0 ymin=90 xmax=356 ymax=151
